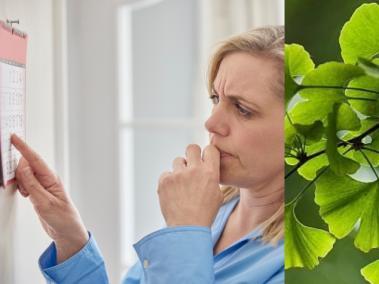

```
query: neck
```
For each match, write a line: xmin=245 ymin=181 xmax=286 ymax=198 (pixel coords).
xmin=231 ymin=174 xmax=284 ymax=231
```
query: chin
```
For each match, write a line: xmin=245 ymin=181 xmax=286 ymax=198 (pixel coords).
xmin=219 ymin=168 xmax=250 ymax=188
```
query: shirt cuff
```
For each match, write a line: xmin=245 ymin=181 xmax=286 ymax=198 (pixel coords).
xmin=39 ymin=233 xmax=107 ymax=283
xmin=134 ymin=226 xmax=214 ymax=284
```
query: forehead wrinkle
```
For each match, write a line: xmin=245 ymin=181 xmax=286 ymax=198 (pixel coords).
xmin=214 ymin=69 xmax=227 ymax=98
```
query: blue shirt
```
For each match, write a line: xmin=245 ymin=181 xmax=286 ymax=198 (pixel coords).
xmin=39 ymin=197 xmax=284 ymax=283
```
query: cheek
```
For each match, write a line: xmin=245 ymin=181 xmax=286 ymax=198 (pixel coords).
xmin=237 ymin=121 xmax=284 ymax=168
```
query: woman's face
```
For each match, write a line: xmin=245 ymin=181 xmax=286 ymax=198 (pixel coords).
xmin=205 ymin=52 xmax=284 ymax=190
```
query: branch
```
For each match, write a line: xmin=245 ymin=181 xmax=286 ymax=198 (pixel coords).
xmin=285 ymin=124 xmax=379 ymax=180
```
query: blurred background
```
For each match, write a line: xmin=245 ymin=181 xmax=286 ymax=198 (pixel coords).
xmin=0 ymin=0 xmax=283 ymax=283
xmin=286 ymin=0 xmax=379 ymax=283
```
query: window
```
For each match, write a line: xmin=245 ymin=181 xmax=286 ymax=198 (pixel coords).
xmin=117 ymin=0 xmax=208 ymax=269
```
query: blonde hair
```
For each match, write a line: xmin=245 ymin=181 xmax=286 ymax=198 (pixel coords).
xmin=207 ymin=26 xmax=284 ymax=245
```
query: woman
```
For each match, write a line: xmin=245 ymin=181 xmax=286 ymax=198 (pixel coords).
xmin=12 ymin=26 xmax=284 ymax=283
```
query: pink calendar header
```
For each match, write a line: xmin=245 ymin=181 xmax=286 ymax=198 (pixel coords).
xmin=0 ymin=21 xmax=28 ymax=65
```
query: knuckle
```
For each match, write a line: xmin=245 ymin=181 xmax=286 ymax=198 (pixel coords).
xmin=173 ymin=157 xmax=185 ymax=164
xmin=186 ymin=144 xmax=201 ymax=152
xmin=45 ymin=198 xmax=56 ymax=209
xmin=158 ymin=172 xmax=172 ymax=186
xmin=27 ymin=180 xmax=39 ymax=191
xmin=30 ymin=154 xmax=42 ymax=164
xmin=186 ymin=167 xmax=198 ymax=177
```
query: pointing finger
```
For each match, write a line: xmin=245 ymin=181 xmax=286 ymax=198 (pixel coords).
xmin=11 ymin=134 xmax=58 ymax=188
xmin=202 ymin=145 xmax=220 ymax=172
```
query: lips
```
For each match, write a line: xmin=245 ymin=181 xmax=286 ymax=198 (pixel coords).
xmin=213 ymin=145 xmax=234 ymax=158
xmin=220 ymin=151 xmax=233 ymax=158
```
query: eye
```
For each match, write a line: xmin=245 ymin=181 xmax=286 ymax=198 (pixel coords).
xmin=209 ymin=95 xmax=219 ymax=105
xmin=235 ymin=103 xmax=252 ymax=118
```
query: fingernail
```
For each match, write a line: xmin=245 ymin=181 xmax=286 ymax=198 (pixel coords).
xmin=22 ymin=167 xmax=33 ymax=177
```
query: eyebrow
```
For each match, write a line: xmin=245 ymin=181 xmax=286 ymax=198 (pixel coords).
xmin=211 ymin=88 xmax=261 ymax=111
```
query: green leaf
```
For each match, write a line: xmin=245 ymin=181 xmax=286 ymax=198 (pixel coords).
xmin=298 ymin=154 xmax=328 ymax=181
xmin=290 ymin=62 xmax=364 ymax=125
xmin=347 ymin=75 xmax=379 ymax=117
xmin=326 ymin=104 xmax=360 ymax=176
xmin=285 ymin=202 xmax=335 ymax=269
xmin=285 ymin=118 xmax=324 ymax=146
xmin=358 ymin=57 xmax=379 ymax=79
xmin=285 ymin=44 xmax=315 ymax=107
xmin=315 ymin=170 xmax=379 ymax=252
xmin=336 ymin=102 xmax=361 ymax=131
xmin=340 ymin=3 xmax=379 ymax=64
xmin=296 ymin=141 xmax=329 ymax=181
xmin=361 ymin=259 xmax=379 ymax=284
xmin=285 ymin=157 xmax=299 ymax=166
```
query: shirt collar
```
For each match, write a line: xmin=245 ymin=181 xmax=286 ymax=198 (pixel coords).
xmin=211 ymin=196 xmax=264 ymax=246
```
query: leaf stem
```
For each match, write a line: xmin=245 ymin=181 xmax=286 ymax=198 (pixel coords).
xmin=349 ymin=124 xmax=379 ymax=143
xmin=286 ymin=166 xmax=329 ymax=206
xmin=362 ymin=147 xmax=379 ymax=155
xmin=286 ymin=111 xmax=294 ymax=125
xmin=359 ymin=150 xmax=379 ymax=180
xmin=345 ymin=96 xmax=378 ymax=102
xmin=299 ymin=85 xmax=379 ymax=96
xmin=286 ymin=147 xmax=354 ymax=206
xmin=285 ymin=163 xmax=302 ymax=179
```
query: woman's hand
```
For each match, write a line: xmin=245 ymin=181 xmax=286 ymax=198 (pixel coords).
xmin=11 ymin=134 xmax=89 ymax=263
xmin=158 ymin=144 xmax=224 ymax=227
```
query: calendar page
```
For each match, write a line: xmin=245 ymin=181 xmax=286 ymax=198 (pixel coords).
xmin=0 ymin=21 xmax=27 ymax=187
xmin=0 ymin=60 xmax=25 ymax=186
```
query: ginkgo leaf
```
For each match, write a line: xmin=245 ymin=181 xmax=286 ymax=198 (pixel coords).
xmin=336 ymin=102 xmax=361 ymax=131
xmin=346 ymin=75 xmax=379 ymax=117
xmin=296 ymin=141 xmax=329 ymax=181
xmin=285 ymin=202 xmax=335 ymax=269
xmin=285 ymin=44 xmax=315 ymax=106
xmin=290 ymin=62 xmax=364 ymax=125
xmin=358 ymin=57 xmax=379 ymax=79
xmin=285 ymin=117 xmax=324 ymax=146
xmin=315 ymin=170 xmax=379 ymax=252
xmin=326 ymin=104 xmax=360 ymax=176
xmin=298 ymin=154 xmax=328 ymax=181
xmin=361 ymin=259 xmax=379 ymax=284
xmin=340 ymin=3 xmax=379 ymax=64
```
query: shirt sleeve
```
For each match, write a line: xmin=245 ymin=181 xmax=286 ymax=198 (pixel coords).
xmin=122 ymin=261 xmax=143 ymax=284
xmin=265 ymin=267 xmax=284 ymax=284
xmin=39 ymin=233 xmax=109 ymax=284
xmin=133 ymin=226 xmax=215 ymax=284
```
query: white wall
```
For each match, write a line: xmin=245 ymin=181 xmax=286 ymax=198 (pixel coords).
xmin=65 ymin=0 xmax=121 ymax=282
xmin=0 ymin=0 xmax=55 ymax=283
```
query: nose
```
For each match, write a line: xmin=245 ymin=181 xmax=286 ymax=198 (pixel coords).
xmin=204 ymin=105 xmax=230 ymax=138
